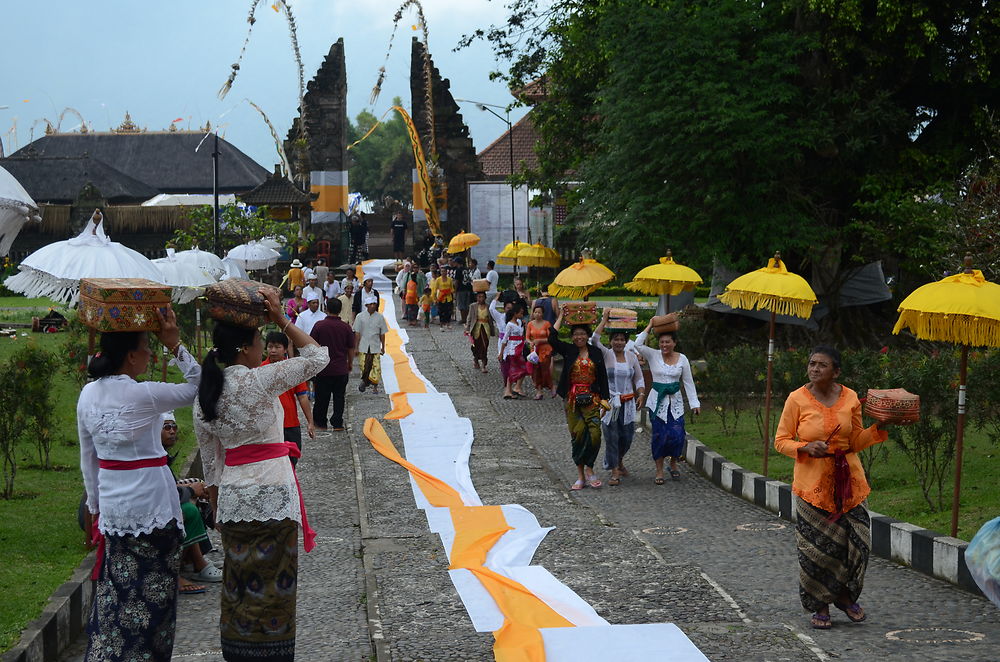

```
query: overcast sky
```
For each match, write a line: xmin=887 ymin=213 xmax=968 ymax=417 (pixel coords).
xmin=2 ymin=0 xmax=530 ymax=169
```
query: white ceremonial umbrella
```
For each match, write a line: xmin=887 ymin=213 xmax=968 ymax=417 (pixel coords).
xmin=0 ymin=165 xmax=42 ymax=256
xmin=226 ymin=240 xmax=280 ymax=271
xmin=220 ymin=256 xmax=249 ymax=280
xmin=4 ymin=210 xmax=162 ymax=305
xmin=174 ymin=247 xmax=227 ymax=280
xmin=259 ymin=236 xmax=284 ymax=250
xmin=152 ymin=248 xmax=217 ymax=304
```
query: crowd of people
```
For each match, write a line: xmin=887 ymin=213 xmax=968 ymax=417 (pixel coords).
xmin=74 ymin=242 xmax=914 ymax=662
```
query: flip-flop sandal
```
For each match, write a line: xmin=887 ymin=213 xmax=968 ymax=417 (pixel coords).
xmin=587 ymin=476 xmax=602 ymax=488
xmin=810 ymin=613 xmax=832 ymax=629
xmin=180 ymin=584 xmax=206 ymax=595
xmin=835 ymin=602 xmax=866 ymax=623
xmin=570 ymin=479 xmax=585 ymax=491
xmin=503 ymin=395 xmax=514 ymax=400
xmin=654 ymin=476 xmax=665 ymax=485
xmin=670 ymin=469 xmax=681 ymax=480
xmin=608 ymin=476 xmax=621 ymax=486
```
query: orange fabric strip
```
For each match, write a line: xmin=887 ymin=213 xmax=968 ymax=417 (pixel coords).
xmin=385 ymin=392 xmax=413 ymax=420
xmin=448 ymin=506 xmax=512 ymax=569
xmin=363 ymin=418 xmax=464 ymax=508
xmin=385 ymin=328 xmax=427 ymax=394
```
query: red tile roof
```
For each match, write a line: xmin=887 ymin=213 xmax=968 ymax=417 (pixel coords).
xmin=477 ymin=113 xmax=540 ymax=178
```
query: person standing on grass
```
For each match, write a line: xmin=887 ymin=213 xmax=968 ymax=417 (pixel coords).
xmin=77 ymin=307 xmax=200 ymax=662
xmin=549 ymin=306 xmax=610 ymax=490
xmin=591 ymin=309 xmax=645 ymax=485
xmin=261 ymin=332 xmax=316 ymax=464
xmin=310 ymin=298 xmax=355 ymax=432
xmin=354 ymin=293 xmax=388 ymax=394
xmin=634 ymin=320 xmax=700 ymax=484
xmin=775 ymin=346 xmax=903 ymax=631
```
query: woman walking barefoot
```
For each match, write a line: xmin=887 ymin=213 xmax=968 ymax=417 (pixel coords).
xmin=465 ymin=291 xmax=496 ymax=373
xmin=634 ymin=320 xmax=700 ymax=484
xmin=525 ymin=304 xmax=554 ymax=399
xmin=498 ymin=303 xmax=529 ymax=398
xmin=592 ymin=309 xmax=645 ymax=485
xmin=550 ymin=306 xmax=610 ymax=490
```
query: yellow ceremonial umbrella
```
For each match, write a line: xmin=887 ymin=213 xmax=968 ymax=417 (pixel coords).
xmin=517 ymin=243 xmax=561 ymax=268
xmin=625 ymin=249 xmax=702 ymax=311
xmin=893 ymin=255 xmax=1000 ymax=537
xmin=719 ymin=252 xmax=818 ymax=477
xmin=496 ymin=239 xmax=525 ymax=266
xmin=549 ymin=257 xmax=615 ymax=299
xmin=447 ymin=230 xmax=480 ymax=254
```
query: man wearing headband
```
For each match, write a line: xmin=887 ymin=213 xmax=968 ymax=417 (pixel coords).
xmin=295 ymin=291 xmax=326 ymax=336
xmin=352 ymin=276 xmax=380 ymax=317
xmin=353 ymin=293 xmax=388 ymax=394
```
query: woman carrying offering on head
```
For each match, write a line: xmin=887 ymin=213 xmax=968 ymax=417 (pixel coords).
xmin=550 ymin=306 xmax=610 ymax=490
xmin=194 ymin=288 xmax=329 ymax=662
xmin=526 ymin=304 xmax=555 ymax=399
xmin=634 ymin=319 xmax=700 ymax=484
xmin=77 ymin=308 xmax=200 ymax=662
xmin=465 ymin=291 xmax=496 ymax=374
xmin=775 ymin=346 xmax=900 ymax=631
xmin=592 ymin=309 xmax=645 ymax=485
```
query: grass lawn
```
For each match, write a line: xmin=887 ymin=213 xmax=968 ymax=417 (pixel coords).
xmin=0 ymin=296 xmax=62 ymax=308
xmin=0 ymin=330 xmax=197 ymax=653
xmin=687 ymin=400 xmax=998 ymax=541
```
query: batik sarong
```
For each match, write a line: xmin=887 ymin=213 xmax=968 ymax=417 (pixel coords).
xmin=219 ymin=519 xmax=298 ymax=662
xmin=795 ymin=498 xmax=870 ymax=612
xmin=85 ymin=523 xmax=182 ymax=662
xmin=360 ymin=352 xmax=382 ymax=387
xmin=566 ymin=401 xmax=602 ymax=468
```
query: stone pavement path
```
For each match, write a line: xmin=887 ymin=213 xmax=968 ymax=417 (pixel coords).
xmin=61 ymin=293 xmax=999 ymax=661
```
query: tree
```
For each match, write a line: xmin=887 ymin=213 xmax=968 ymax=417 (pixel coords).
xmin=171 ymin=204 xmax=293 ymax=255
xmin=347 ymin=98 xmax=413 ymax=205
xmin=466 ymin=0 xmax=1000 ymax=294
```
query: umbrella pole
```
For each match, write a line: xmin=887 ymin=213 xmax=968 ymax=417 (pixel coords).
xmin=950 ymin=345 xmax=969 ymax=538
xmin=162 ymin=344 xmax=168 ymax=382
xmin=762 ymin=310 xmax=776 ymax=477
xmin=196 ymin=300 xmax=202 ymax=361
xmin=87 ymin=328 xmax=96 ymax=368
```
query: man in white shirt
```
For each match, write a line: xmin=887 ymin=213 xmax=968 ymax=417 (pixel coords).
xmin=295 ymin=292 xmax=326 ymax=335
xmin=314 ymin=259 xmax=329 ymax=286
xmin=485 ymin=260 xmax=499 ymax=298
xmin=469 ymin=258 xmax=482 ymax=281
xmin=303 ymin=275 xmax=324 ymax=309
xmin=323 ymin=272 xmax=342 ymax=307
xmin=341 ymin=266 xmax=359 ymax=294
xmin=353 ymin=294 xmax=389 ymax=394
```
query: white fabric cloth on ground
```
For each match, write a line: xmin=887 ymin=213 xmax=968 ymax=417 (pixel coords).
xmin=77 ymin=344 xmax=200 ymax=536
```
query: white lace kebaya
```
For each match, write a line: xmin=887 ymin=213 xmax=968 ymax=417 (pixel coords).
xmin=195 ymin=343 xmax=328 ymax=526
xmin=77 ymin=344 xmax=201 ymax=537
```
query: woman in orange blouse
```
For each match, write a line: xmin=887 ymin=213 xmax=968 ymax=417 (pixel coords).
xmin=525 ymin=304 xmax=554 ymax=399
xmin=775 ymin=346 xmax=898 ymax=631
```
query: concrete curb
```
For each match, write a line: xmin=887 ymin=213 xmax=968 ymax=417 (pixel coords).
xmin=1 ymin=446 xmax=204 ymax=662
xmin=683 ymin=436 xmax=983 ymax=596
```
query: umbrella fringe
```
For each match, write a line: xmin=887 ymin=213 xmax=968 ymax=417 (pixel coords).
xmin=893 ymin=310 xmax=1000 ymax=347
xmin=625 ymin=279 xmax=695 ymax=297
xmin=718 ymin=290 xmax=814 ymax=320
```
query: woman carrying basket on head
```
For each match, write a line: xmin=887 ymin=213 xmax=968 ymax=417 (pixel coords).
xmin=195 ymin=287 xmax=329 ymax=662
xmin=78 ymin=307 xmax=200 ymax=662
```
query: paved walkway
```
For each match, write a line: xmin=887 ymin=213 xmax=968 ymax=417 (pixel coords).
xmin=62 ymin=288 xmax=999 ymax=661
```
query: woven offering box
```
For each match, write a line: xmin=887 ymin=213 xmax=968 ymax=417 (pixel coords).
xmin=606 ymin=308 xmax=637 ymax=331
xmin=473 ymin=279 xmax=490 ymax=293
xmin=205 ymin=279 xmax=278 ymax=328
xmin=563 ymin=302 xmax=598 ymax=325
xmin=864 ymin=388 xmax=921 ymax=423
xmin=79 ymin=278 xmax=171 ymax=332
xmin=650 ymin=313 xmax=680 ymax=335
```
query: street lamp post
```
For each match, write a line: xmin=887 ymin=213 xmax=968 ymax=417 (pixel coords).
xmin=455 ymin=98 xmax=518 ymax=274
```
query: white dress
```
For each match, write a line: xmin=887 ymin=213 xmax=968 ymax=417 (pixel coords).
xmin=195 ymin=343 xmax=328 ymax=525
xmin=633 ymin=330 xmax=700 ymax=422
xmin=77 ymin=345 xmax=201 ymax=536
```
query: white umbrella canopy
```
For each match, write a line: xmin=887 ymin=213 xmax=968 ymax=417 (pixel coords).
xmin=259 ymin=236 xmax=284 ymax=250
xmin=226 ymin=240 xmax=280 ymax=271
xmin=0 ymin=165 xmax=42 ymax=256
xmin=220 ymin=256 xmax=249 ymax=280
xmin=4 ymin=211 xmax=163 ymax=305
xmin=153 ymin=248 xmax=217 ymax=303
xmin=174 ymin=247 xmax=227 ymax=280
